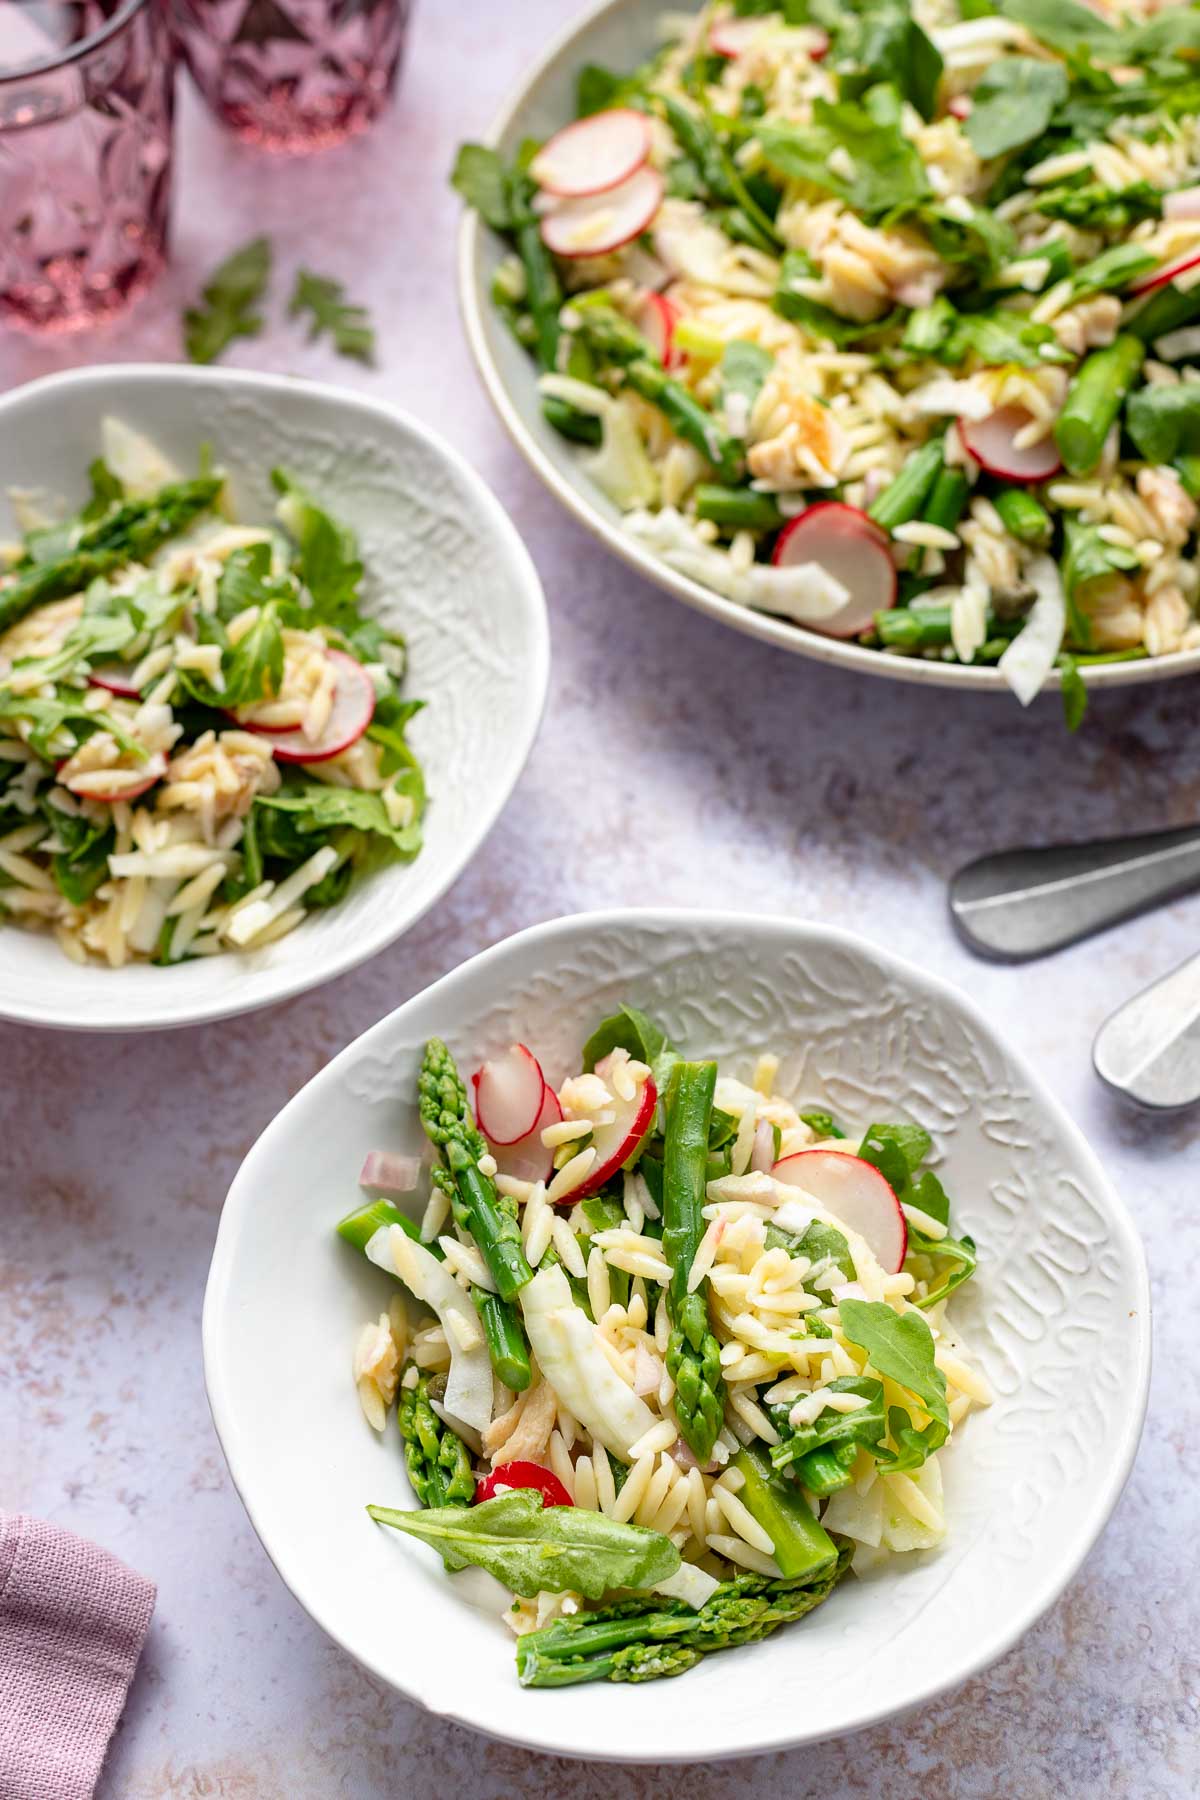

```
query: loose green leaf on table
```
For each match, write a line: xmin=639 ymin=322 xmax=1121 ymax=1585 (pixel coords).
xmin=289 ymin=268 xmax=376 ymax=365
xmin=184 ymin=236 xmax=272 ymax=365
xmin=367 ymin=1488 xmax=680 ymax=1598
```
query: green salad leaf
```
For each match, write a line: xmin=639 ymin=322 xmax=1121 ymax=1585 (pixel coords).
xmin=1126 ymin=381 xmax=1200 ymax=464
xmin=838 ymin=1298 xmax=950 ymax=1472
xmin=582 ymin=1002 xmax=672 ymax=1074
xmin=757 ymin=100 xmax=931 ymax=217
xmin=997 ymin=0 xmax=1119 ymax=56
xmin=965 ymin=57 xmax=1069 ymax=159
xmin=256 ymin=783 xmax=422 ymax=859
xmin=367 ymin=1488 xmax=680 ymax=1598
xmin=769 ymin=1375 xmax=887 ymax=1491
xmin=450 ymin=144 xmax=518 ymax=231
xmin=717 ymin=340 xmax=774 ymax=416
xmin=834 ymin=0 xmax=943 ymax=120
xmin=289 ymin=268 xmax=376 ymax=365
xmin=184 ymin=236 xmax=272 ymax=365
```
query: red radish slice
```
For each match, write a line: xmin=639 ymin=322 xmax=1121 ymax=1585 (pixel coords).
xmin=471 ymin=1043 xmax=547 ymax=1146
xmin=772 ymin=1150 xmax=908 ymax=1275
xmin=947 ymin=95 xmax=972 ymax=119
xmin=531 ymin=108 xmax=651 ymax=200
xmin=772 ymin=502 xmax=897 ymax=638
xmin=574 ymin=1053 xmax=658 ymax=1199
xmin=359 ymin=1150 xmax=423 ymax=1198
xmin=810 ymin=29 xmax=830 ymax=59
xmin=1129 ymin=248 xmax=1200 ymax=296
xmin=960 ymin=405 xmax=1061 ymax=482
xmin=635 ymin=291 xmax=682 ymax=369
xmin=711 ymin=15 xmax=769 ymax=54
xmin=88 ymin=665 xmax=141 ymax=699
xmin=237 ymin=650 xmax=375 ymax=765
xmin=540 ymin=166 xmax=664 ymax=260
xmin=489 ymin=1083 xmax=563 ymax=1186
xmin=62 ymin=750 xmax=167 ymax=806
xmin=474 ymin=1461 xmax=573 ymax=1508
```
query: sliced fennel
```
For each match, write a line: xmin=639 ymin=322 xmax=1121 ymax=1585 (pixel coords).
xmin=366 ymin=1224 xmax=493 ymax=1433
xmin=519 ymin=1264 xmax=658 ymax=1460
xmin=998 ymin=554 xmax=1065 ymax=706
xmin=538 ymin=374 xmax=659 ymax=509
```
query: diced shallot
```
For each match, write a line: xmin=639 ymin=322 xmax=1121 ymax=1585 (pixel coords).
xmin=750 ymin=1118 xmax=776 ymax=1174
xmin=359 ymin=1150 xmax=423 ymax=1199
xmin=1165 ymin=186 xmax=1200 ymax=222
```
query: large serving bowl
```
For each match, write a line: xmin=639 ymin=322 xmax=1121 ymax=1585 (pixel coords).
xmin=0 ymin=364 xmax=548 ymax=1031
xmin=458 ymin=0 xmax=1200 ymax=699
xmin=204 ymin=908 xmax=1150 ymax=1761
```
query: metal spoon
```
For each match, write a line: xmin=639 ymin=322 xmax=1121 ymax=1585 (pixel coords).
xmin=1094 ymin=950 xmax=1200 ymax=1110
xmin=949 ymin=822 xmax=1200 ymax=961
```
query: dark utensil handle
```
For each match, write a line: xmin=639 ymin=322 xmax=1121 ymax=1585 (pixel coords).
xmin=949 ymin=825 xmax=1200 ymax=962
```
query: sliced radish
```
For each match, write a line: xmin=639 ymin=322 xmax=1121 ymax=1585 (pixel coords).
xmin=771 ymin=502 xmax=897 ymax=638
xmin=810 ymin=29 xmax=830 ymax=59
xmin=960 ymin=406 xmax=1062 ymax=482
xmin=947 ymin=95 xmax=972 ymax=120
xmin=772 ymin=1150 xmax=908 ymax=1275
xmin=471 ymin=1043 xmax=547 ymax=1146
xmin=635 ymin=291 xmax=682 ymax=370
xmin=710 ymin=14 xmax=769 ymax=55
xmin=540 ymin=166 xmax=664 ymax=260
xmin=61 ymin=750 xmax=167 ymax=806
xmin=1129 ymin=248 xmax=1200 ymax=296
xmin=235 ymin=650 xmax=375 ymax=765
xmin=489 ymin=1082 xmax=563 ymax=1186
xmin=574 ymin=1053 xmax=657 ymax=1200
xmin=359 ymin=1150 xmax=423 ymax=1199
xmin=531 ymin=108 xmax=651 ymax=200
xmin=1163 ymin=186 xmax=1200 ymax=222
xmin=88 ymin=665 xmax=141 ymax=699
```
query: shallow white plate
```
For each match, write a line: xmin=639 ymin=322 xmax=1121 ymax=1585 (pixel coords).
xmin=205 ymin=908 xmax=1150 ymax=1762
xmin=0 ymin=365 xmax=548 ymax=1031
xmin=458 ymin=0 xmax=1200 ymax=699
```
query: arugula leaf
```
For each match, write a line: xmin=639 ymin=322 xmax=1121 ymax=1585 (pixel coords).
xmin=764 ymin=1217 xmax=855 ymax=1281
xmin=906 ymin=1227 xmax=978 ymax=1309
xmin=450 ymin=143 xmax=516 ymax=230
xmin=6 ymin=611 xmax=138 ymax=689
xmin=41 ymin=799 xmax=113 ymax=906
xmin=1058 ymin=653 xmax=1089 ymax=732
xmin=835 ymin=0 xmax=944 ymax=120
xmin=858 ymin=1122 xmax=931 ymax=1192
xmin=837 ymin=1298 xmax=949 ymax=1470
xmin=270 ymin=469 xmax=363 ymax=623
xmin=1120 ymin=8 xmax=1200 ymax=60
xmin=757 ymin=101 xmax=931 ymax=216
xmin=965 ymin=57 xmax=1068 ymax=158
xmin=799 ymin=1110 xmax=845 ymax=1139
xmin=366 ymin=1488 xmax=680 ymax=1598
xmin=256 ymin=783 xmax=422 ymax=858
xmin=717 ymin=340 xmax=773 ymax=416
xmin=774 ymin=252 xmax=899 ymax=343
xmin=222 ymin=605 xmax=284 ymax=709
xmin=582 ymin=1002 xmax=672 ymax=1072
xmin=769 ymin=1376 xmax=887 ymax=1490
xmin=943 ymin=309 xmax=1071 ymax=368
xmin=0 ymin=693 xmax=142 ymax=763
xmin=997 ymin=0 xmax=1119 ymax=56
xmin=1126 ymin=380 xmax=1200 ymax=464
xmin=1068 ymin=242 xmax=1158 ymax=302
xmin=913 ymin=200 xmax=1016 ymax=275
xmin=184 ymin=237 xmax=272 ymax=365
xmin=289 ymin=269 xmax=375 ymax=365
xmin=1062 ymin=517 xmax=1140 ymax=641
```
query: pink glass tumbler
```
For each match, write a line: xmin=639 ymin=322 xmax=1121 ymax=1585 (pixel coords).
xmin=0 ymin=0 xmax=174 ymax=332
xmin=171 ymin=0 xmax=412 ymax=153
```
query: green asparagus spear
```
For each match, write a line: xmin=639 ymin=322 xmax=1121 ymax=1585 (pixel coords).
xmin=336 ymin=1197 xmax=441 ymax=1257
xmin=0 ymin=477 xmax=222 ymax=636
xmin=1127 ymin=279 xmax=1200 ymax=345
xmin=874 ymin=604 xmax=1021 ymax=651
xmin=541 ymin=395 xmax=602 ymax=444
xmin=398 ymin=1368 xmax=476 ymax=1508
xmin=922 ymin=467 xmax=970 ymax=533
xmin=418 ymin=1041 xmax=534 ymax=1305
xmin=1176 ymin=454 xmax=1200 ymax=499
xmin=514 ymin=1547 xmax=852 ymax=1686
xmin=662 ymin=1061 xmax=725 ymax=1463
xmin=1054 ymin=334 xmax=1143 ymax=476
xmin=992 ymin=486 xmax=1052 ymax=545
xmin=568 ymin=306 xmax=746 ymax=481
xmin=476 ymin=1291 xmax=533 ymax=1391
xmin=868 ymin=437 xmax=943 ymax=532
xmin=731 ymin=1443 xmax=837 ymax=1580
xmin=693 ymin=484 xmax=784 ymax=530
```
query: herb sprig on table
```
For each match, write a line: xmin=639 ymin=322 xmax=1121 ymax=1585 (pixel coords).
xmin=183 ymin=239 xmax=376 ymax=367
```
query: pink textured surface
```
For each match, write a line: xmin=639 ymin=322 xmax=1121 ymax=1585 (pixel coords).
xmin=0 ymin=6 xmax=1197 ymax=1796
xmin=0 ymin=1512 xmax=155 ymax=1800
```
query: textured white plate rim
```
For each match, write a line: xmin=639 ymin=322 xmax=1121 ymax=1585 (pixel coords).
xmin=0 ymin=363 xmax=550 ymax=1034
xmin=203 ymin=906 xmax=1151 ymax=1762
xmin=456 ymin=0 xmax=1200 ymax=697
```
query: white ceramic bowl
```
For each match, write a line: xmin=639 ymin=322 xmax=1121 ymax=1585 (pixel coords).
xmin=205 ymin=908 xmax=1150 ymax=1762
xmin=0 ymin=365 xmax=548 ymax=1032
xmin=458 ymin=0 xmax=1200 ymax=699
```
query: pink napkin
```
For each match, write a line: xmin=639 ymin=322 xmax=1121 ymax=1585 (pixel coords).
xmin=0 ymin=1512 xmax=155 ymax=1800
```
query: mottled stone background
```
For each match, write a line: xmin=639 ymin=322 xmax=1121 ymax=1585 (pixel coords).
xmin=1 ymin=6 xmax=1197 ymax=1794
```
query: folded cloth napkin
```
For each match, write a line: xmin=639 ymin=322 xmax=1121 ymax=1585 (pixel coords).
xmin=0 ymin=1512 xmax=155 ymax=1800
